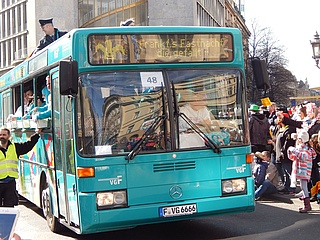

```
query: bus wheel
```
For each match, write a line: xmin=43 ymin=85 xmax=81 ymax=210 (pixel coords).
xmin=41 ymin=187 xmax=49 ymax=218
xmin=41 ymin=187 xmax=61 ymax=233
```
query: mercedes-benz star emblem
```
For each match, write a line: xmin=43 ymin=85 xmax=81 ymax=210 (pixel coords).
xmin=169 ymin=185 xmax=183 ymax=199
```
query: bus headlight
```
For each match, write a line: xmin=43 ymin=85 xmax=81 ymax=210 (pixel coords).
xmin=96 ymin=190 xmax=127 ymax=209
xmin=222 ymin=178 xmax=246 ymax=195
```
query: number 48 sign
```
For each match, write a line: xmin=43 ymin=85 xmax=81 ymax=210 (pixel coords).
xmin=140 ymin=72 xmax=164 ymax=88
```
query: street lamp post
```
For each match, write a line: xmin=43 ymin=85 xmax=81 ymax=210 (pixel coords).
xmin=310 ymin=31 xmax=320 ymax=69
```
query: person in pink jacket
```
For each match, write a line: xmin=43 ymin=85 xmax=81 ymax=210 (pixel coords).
xmin=287 ymin=130 xmax=317 ymax=213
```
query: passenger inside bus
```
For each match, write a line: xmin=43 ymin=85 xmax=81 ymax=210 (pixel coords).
xmin=32 ymin=75 xmax=51 ymax=121
xmin=7 ymin=88 xmax=33 ymax=121
xmin=23 ymin=93 xmax=45 ymax=119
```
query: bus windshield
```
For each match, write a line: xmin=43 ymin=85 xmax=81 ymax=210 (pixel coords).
xmin=77 ymin=69 xmax=245 ymax=156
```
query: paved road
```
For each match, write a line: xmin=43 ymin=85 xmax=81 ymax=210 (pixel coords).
xmin=14 ymin=194 xmax=320 ymax=240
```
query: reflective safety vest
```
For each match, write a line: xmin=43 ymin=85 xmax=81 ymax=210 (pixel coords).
xmin=0 ymin=144 xmax=18 ymax=180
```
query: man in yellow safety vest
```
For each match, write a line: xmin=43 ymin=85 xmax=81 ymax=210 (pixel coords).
xmin=0 ymin=127 xmax=41 ymax=207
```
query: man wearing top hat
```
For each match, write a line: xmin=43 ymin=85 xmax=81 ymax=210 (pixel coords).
xmin=34 ymin=18 xmax=68 ymax=54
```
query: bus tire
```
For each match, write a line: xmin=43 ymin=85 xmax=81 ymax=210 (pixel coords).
xmin=41 ymin=187 xmax=49 ymax=218
xmin=40 ymin=177 xmax=48 ymax=217
xmin=41 ymin=187 xmax=61 ymax=233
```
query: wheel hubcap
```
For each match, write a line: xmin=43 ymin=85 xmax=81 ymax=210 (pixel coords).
xmin=42 ymin=189 xmax=49 ymax=217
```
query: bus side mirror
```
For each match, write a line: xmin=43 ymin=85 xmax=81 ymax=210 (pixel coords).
xmin=59 ymin=60 xmax=78 ymax=96
xmin=251 ymin=58 xmax=270 ymax=89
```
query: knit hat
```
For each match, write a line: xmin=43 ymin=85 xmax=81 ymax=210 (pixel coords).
xmin=297 ymin=130 xmax=309 ymax=143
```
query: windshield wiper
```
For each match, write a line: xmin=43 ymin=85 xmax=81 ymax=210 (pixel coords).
xmin=179 ymin=113 xmax=221 ymax=153
xmin=171 ymin=82 xmax=221 ymax=154
xmin=125 ymin=114 xmax=166 ymax=160
xmin=126 ymin=86 xmax=167 ymax=160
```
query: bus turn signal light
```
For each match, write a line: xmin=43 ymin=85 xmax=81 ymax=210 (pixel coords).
xmin=77 ymin=167 xmax=95 ymax=178
xmin=246 ymin=153 xmax=254 ymax=164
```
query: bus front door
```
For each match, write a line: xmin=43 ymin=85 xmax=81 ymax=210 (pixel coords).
xmin=52 ymin=73 xmax=79 ymax=227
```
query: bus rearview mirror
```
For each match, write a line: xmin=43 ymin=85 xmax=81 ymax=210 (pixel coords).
xmin=251 ymin=58 xmax=270 ymax=90
xmin=59 ymin=60 xmax=78 ymax=96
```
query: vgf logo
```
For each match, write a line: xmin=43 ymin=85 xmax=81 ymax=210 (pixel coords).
xmin=226 ymin=164 xmax=246 ymax=173
xmin=108 ymin=176 xmax=122 ymax=185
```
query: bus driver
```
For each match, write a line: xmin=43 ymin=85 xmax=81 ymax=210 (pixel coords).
xmin=179 ymin=91 xmax=215 ymax=132
xmin=179 ymin=91 xmax=217 ymax=148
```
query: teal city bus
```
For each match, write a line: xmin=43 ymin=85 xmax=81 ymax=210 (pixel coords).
xmin=0 ymin=26 xmax=259 ymax=234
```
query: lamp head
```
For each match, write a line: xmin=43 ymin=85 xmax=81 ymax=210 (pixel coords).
xmin=310 ymin=31 xmax=320 ymax=68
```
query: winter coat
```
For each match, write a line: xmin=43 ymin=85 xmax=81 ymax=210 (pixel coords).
xmin=288 ymin=145 xmax=317 ymax=180
xmin=252 ymin=161 xmax=269 ymax=187
xmin=275 ymin=124 xmax=296 ymax=164
xmin=249 ymin=113 xmax=270 ymax=145
xmin=268 ymin=111 xmax=278 ymax=138
xmin=266 ymin=162 xmax=279 ymax=187
xmin=34 ymin=28 xmax=68 ymax=54
xmin=282 ymin=117 xmax=320 ymax=138
xmin=309 ymin=120 xmax=320 ymax=136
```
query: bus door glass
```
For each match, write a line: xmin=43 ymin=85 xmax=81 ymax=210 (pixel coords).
xmin=52 ymin=71 xmax=79 ymax=225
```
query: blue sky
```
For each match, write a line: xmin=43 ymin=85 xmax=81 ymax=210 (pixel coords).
xmin=244 ymin=0 xmax=320 ymax=88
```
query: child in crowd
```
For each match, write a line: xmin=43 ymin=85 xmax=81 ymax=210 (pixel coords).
xmin=287 ymin=130 xmax=317 ymax=213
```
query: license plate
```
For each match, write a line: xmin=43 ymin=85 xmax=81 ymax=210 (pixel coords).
xmin=159 ymin=204 xmax=197 ymax=217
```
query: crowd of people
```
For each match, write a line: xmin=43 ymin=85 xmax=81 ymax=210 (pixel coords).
xmin=249 ymin=100 xmax=320 ymax=213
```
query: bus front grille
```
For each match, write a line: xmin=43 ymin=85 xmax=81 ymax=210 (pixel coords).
xmin=153 ymin=161 xmax=196 ymax=172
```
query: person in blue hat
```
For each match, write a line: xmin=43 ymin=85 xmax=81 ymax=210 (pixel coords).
xmin=33 ymin=18 xmax=68 ymax=54
xmin=249 ymin=104 xmax=270 ymax=153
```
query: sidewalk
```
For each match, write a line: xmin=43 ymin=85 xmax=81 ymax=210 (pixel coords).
xmin=258 ymin=186 xmax=302 ymax=204
xmin=262 ymin=192 xmax=295 ymax=204
xmin=257 ymin=192 xmax=320 ymax=213
xmin=259 ymin=186 xmax=319 ymax=205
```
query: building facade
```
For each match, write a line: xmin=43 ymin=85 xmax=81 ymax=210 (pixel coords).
xmin=0 ymin=0 xmax=249 ymax=76
xmin=0 ymin=0 xmax=77 ymax=76
xmin=0 ymin=0 xmax=28 ymax=73
xmin=79 ymin=0 xmax=226 ymax=28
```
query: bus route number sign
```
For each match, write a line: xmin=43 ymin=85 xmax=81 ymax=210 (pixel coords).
xmin=159 ymin=203 xmax=197 ymax=217
xmin=140 ymin=72 xmax=164 ymax=88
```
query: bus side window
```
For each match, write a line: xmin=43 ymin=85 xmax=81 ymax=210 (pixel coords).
xmin=6 ymin=86 xmax=22 ymax=123
xmin=3 ymin=91 xmax=12 ymax=124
